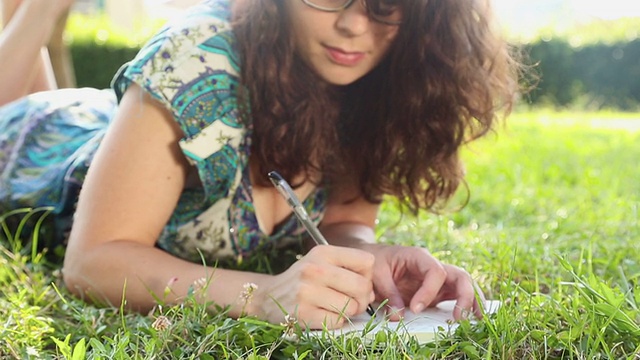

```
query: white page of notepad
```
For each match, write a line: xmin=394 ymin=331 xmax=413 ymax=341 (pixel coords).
xmin=309 ymin=300 xmax=501 ymax=343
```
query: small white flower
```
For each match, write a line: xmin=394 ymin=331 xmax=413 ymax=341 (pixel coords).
xmin=280 ymin=314 xmax=299 ymax=342
xmin=152 ymin=315 xmax=172 ymax=331
xmin=281 ymin=314 xmax=297 ymax=327
xmin=282 ymin=329 xmax=299 ymax=342
xmin=192 ymin=277 xmax=208 ymax=292
xmin=26 ymin=347 xmax=39 ymax=356
xmin=238 ymin=282 xmax=258 ymax=304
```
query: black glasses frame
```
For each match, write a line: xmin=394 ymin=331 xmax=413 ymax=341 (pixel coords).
xmin=300 ymin=0 xmax=402 ymax=25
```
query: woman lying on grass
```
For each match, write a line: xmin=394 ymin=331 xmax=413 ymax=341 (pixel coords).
xmin=0 ymin=0 xmax=520 ymax=329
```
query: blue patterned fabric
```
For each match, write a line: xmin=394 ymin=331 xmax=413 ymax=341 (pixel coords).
xmin=0 ymin=88 xmax=116 ymax=217
xmin=0 ymin=0 xmax=327 ymax=264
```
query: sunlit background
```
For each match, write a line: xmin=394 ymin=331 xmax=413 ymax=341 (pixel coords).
xmin=492 ymin=0 xmax=640 ymax=39
xmin=61 ymin=0 xmax=640 ymax=42
xmin=494 ymin=0 xmax=640 ymax=22
xmin=1 ymin=0 xmax=634 ymax=109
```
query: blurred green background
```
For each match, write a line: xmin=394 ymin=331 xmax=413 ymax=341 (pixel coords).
xmin=61 ymin=2 xmax=640 ymax=111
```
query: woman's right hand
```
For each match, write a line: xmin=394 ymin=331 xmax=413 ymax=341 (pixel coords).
xmin=250 ymin=245 xmax=375 ymax=329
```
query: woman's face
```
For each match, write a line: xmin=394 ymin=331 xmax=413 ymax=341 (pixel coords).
xmin=285 ymin=0 xmax=400 ymax=86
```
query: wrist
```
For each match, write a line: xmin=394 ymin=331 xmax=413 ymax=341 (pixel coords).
xmin=320 ymin=222 xmax=376 ymax=248
xmin=203 ymin=271 xmax=272 ymax=319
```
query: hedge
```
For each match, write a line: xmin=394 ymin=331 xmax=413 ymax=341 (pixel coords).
xmin=523 ymin=39 xmax=640 ymax=110
xmin=69 ymin=38 xmax=640 ymax=110
xmin=70 ymin=43 xmax=140 ymax=89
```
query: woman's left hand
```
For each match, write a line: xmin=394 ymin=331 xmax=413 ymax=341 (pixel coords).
xmin=360 ymin=243 xmax=485 ymax=321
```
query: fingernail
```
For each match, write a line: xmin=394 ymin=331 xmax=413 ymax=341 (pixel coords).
xmin=413 ymin=303 xmax=425 ymax=313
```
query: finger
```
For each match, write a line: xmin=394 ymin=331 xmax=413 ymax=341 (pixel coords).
xmin=316 ymin=312 xmax=348 ymax=330
xmin=440 ymin=265 xmax=479 ymax=320
xmin=373 ymin=265 xmax=405 ymax=321
xmin=292 ymin=302 xmax=348 ymax=330
xmin=298 ymin=260 xmax=373 ymax=314
xmin=408 ymin=260 xmax=447 ymax=313
xmin=306 ymin=245 xmax=375 ymax=278
xmin=269 ymin=279 xmax=358 ymax=329
xmin=301 ymin=283 xmax=361 ymax=318
xmin=470 ymin=281 xmax=487 ymax=319
xmin=306 ymin=308 xmax=349 ymax=330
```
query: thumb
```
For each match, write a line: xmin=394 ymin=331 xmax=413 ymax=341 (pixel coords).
xmin=373 ymin=267 xmax=405 ymax=321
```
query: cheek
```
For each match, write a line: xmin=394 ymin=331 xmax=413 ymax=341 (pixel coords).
xmin=374 ymin=28 xmax=399 ymax=53
xmin=288 ymin=4 xmax=328 ymax=40
xmin=384 ymin=28 xmax=400 ymax=44
xmin=293 ymin=29 xmax=317 ymax=60
xmin=290 ymin=17 xmax=321 ymax=49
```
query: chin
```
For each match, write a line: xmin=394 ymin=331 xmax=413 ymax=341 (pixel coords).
xmin=319 ymin=70 xmax=369 ymax=86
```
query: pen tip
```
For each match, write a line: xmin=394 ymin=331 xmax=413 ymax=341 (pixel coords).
xmin=366 ymin=305 xmax=376 ymax=316
xmin=267 ymin=171 xmax=282 ymax=181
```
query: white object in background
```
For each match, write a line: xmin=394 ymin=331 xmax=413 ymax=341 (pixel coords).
xmin=152 ymin=0 xmax=202 ymax=8
xmin=106 ymin=0 xmax=146 ymax=31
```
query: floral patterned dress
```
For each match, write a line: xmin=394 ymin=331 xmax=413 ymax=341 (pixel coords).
xmin=0 ymin=0 xmax=326 ymax=265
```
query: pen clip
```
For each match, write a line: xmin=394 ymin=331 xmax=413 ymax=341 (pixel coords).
xmin=267 ymin=171 xmax=296 ymax=206
xmin=268 ymin=170 xmax=328 ymax=245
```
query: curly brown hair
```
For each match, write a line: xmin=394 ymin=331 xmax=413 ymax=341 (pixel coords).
xmin=232 ymin=0 xmax=521 ymax=214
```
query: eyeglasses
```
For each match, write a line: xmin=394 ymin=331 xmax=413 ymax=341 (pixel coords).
xmin=300 ymin=0 xmax=402 ymax=26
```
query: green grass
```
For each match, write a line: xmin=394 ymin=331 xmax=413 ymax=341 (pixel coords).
xmin=2 ymin=110 xmax=640 ymax=359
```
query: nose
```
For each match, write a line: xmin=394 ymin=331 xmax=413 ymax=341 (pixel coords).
xmin=334 ymin=0 xmax=370 ymax=37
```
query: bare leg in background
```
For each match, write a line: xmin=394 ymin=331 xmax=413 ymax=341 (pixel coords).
xmin=0 ymin=0 xmax=75 ymax=106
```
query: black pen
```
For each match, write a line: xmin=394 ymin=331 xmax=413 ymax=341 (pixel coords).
xmin=267 ymin=171 xmax=375 ymax=317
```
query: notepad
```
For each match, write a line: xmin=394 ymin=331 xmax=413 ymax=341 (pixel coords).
xmin=310 ymin=300 xmax=501 ymax=343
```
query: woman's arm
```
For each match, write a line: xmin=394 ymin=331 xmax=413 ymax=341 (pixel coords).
xmin=63 ymin=84 xmax=375 ymax=329
xmin=62 ymin=83 xmax=265 ymax=316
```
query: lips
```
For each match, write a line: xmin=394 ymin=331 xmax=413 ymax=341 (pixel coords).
xmin=324 ymin=45 xmax=366 ymax=66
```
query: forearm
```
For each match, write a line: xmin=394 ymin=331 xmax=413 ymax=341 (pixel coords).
xmin=320 ymin=222 xmax=377 ymax=248
xmin=62 ymin=240 xmax=272 ymax=318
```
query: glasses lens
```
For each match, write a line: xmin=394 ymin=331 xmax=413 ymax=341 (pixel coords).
xmin=302 ymin=0 xmax=351 ymax=11
xmin=302 ymin=0 xmax=402 ymax=25
xmin=365 ymin=0 xmax=402 ymax=25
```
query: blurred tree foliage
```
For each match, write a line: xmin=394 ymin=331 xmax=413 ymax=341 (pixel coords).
xmin=64 ymin=13 xmax=161 ymax=89
xmin=71 ymin=44 xmax=139 ymax=89
xmin=523 ymin=39 xmax=640 ymax=110
xmin=65 ymin=14 xmax=640 ymax=110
